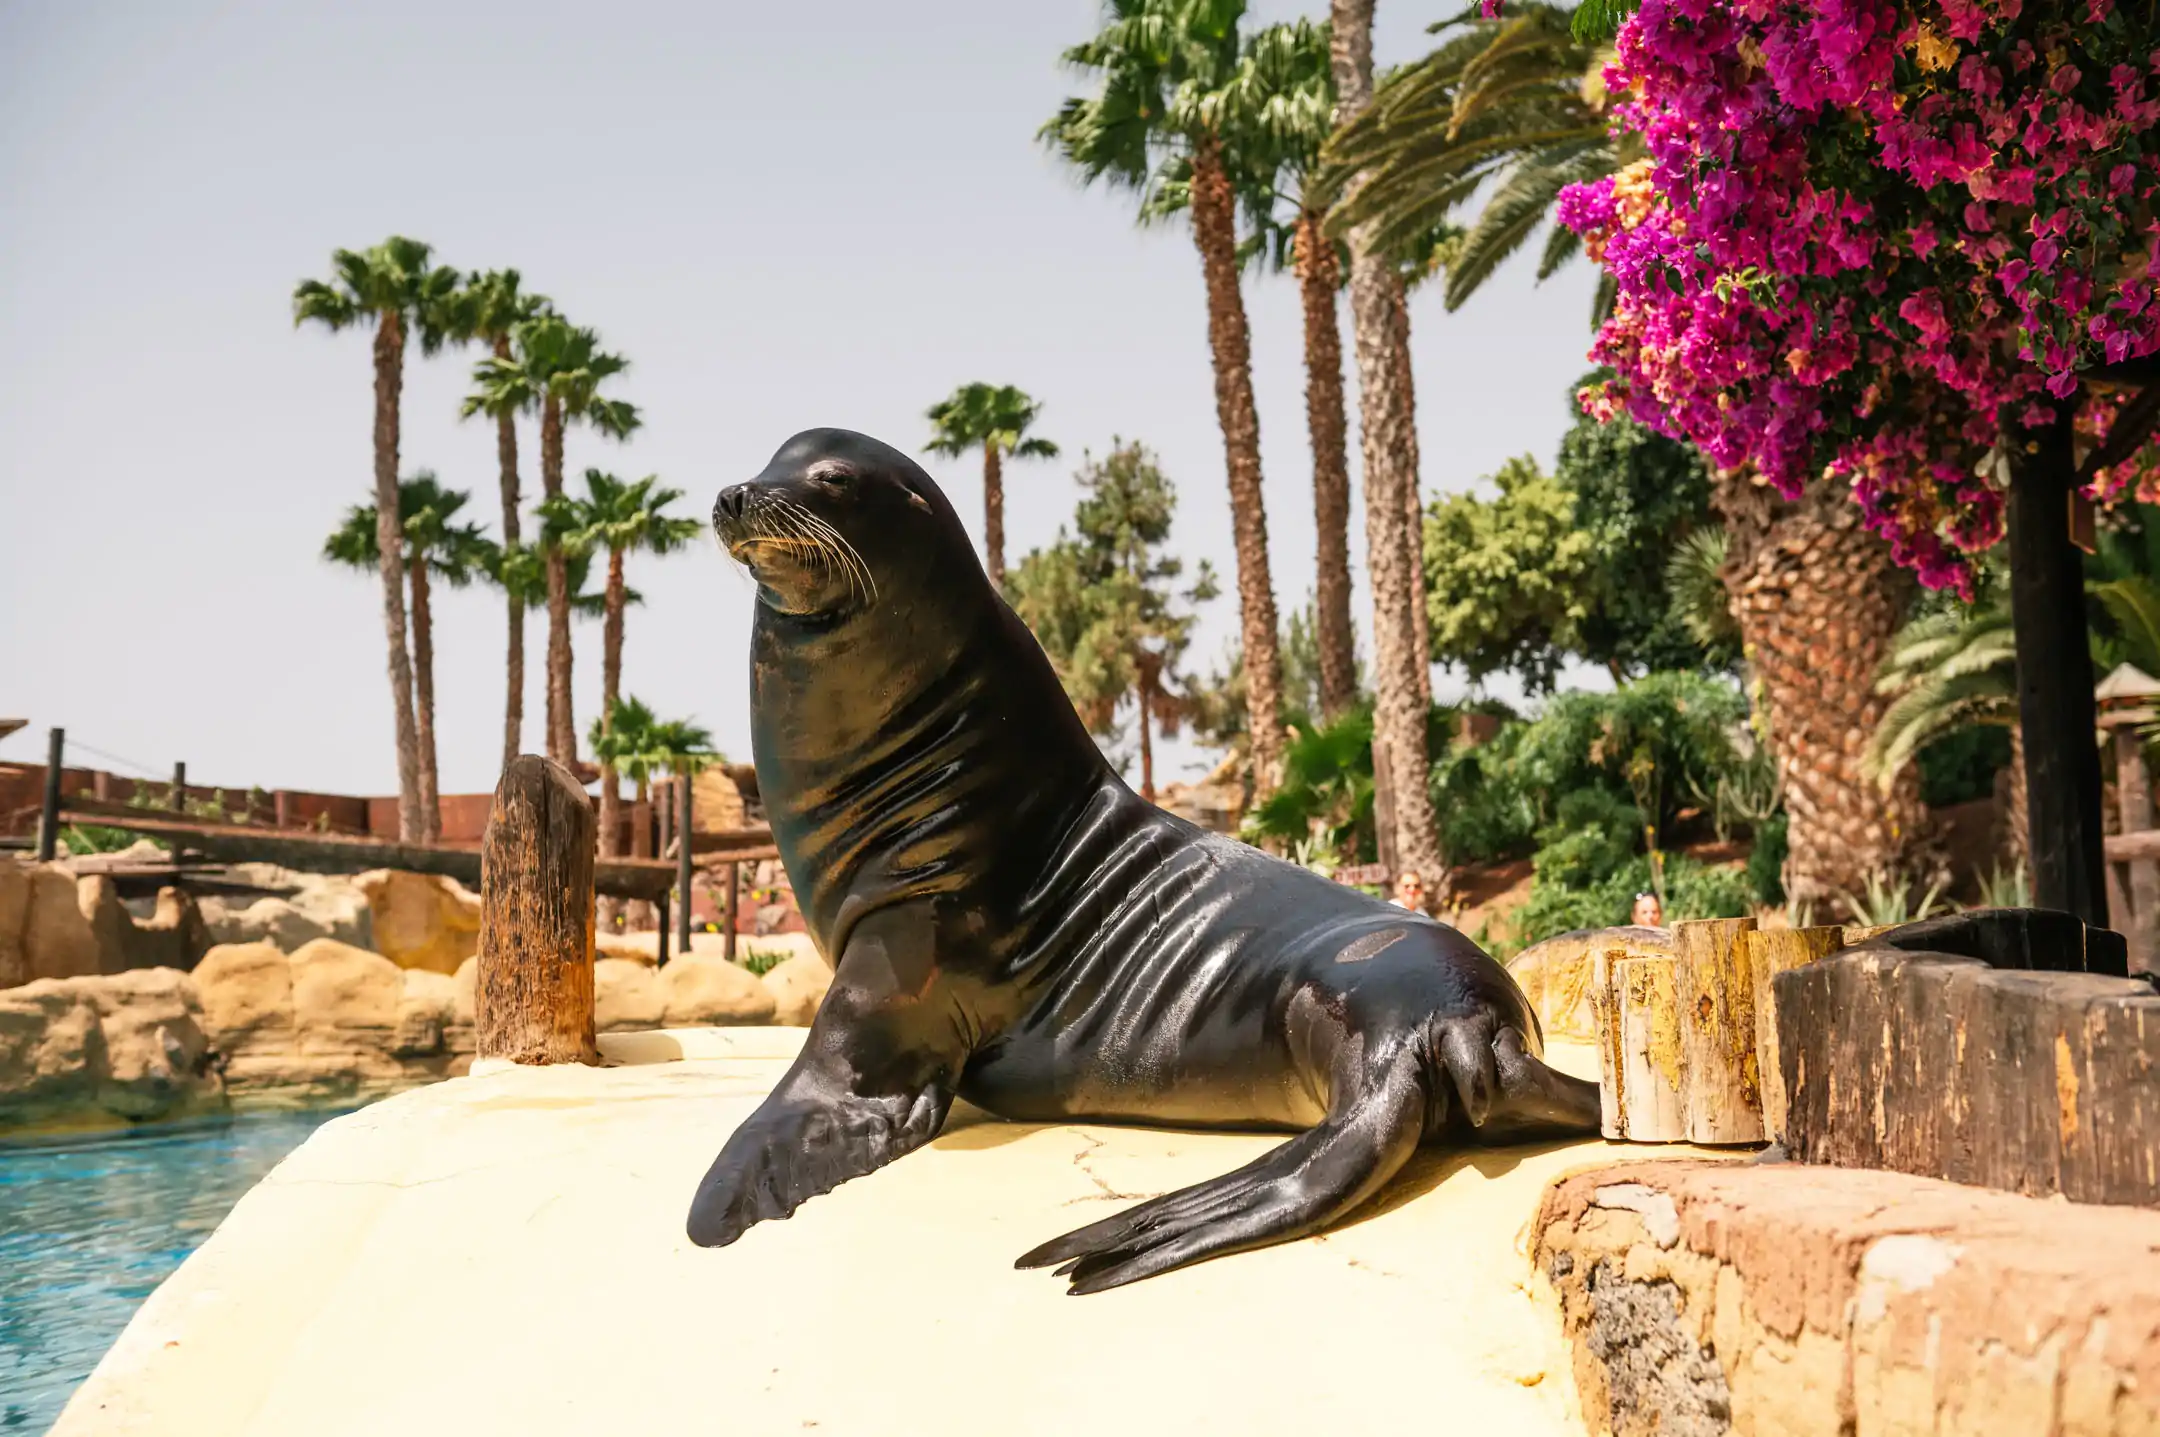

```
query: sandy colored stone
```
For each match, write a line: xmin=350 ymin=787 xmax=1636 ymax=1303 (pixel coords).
xmin=200 ymin=896 xmax=330 ymax=954
xmin=594 ymin=957 xmax=666 ymax=1032
xmin=25 ymin=864 xmax=101 ymax=981
xmin=660 ymin=955 xmax=776 ymax=1027
xmin=450 ymin=956 xmax=476 ymax=1028
xmin=352 ymin=870 xmax=480 ymax=974
xmin=53 ymin=1039 xmax=1687 ymax=1437
xmin=192 ymin=942 xmax=295 ymax=1047
xmin=761 ymin=951 xmax=831 ymax=1026
xmin=0 ymin=860 xmax=29 ymax=988
xmin=288 ymin=938 xmax=402 ymax=1036
xmin=127 ymin=888 xmax=210 ymax=974
xmin=393 ymin=969 xmax=466 ymax=1057
xmin=76 ymin=875 xmax=134 ymax=975
xmin=594 ymin=932 xmax=659 ymax=966
xmin=0 ymin=969 xmax=221 ymax=1125
xmin=1533 ymin=1160 xmax=2160 ymax=1437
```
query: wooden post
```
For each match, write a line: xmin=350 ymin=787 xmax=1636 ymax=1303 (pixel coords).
xmin=475 ymin=754 xmax=598 ymax=1065
xmin=677 ymin=773 xmax=694 ymax=957
xmin=169 ymin=760 xmax=188 ymax=864
xmin=36 ymin=727 xmax=64 ymax=862
xmin=2009 ymin=413 xmax=2108 ymax=925
xmin=274 ymin=789 xmax=293 ymax=831
xmin=92 ymin=769 xmax=113 ymax=803
xmin=1675 ymin=916 xmax=1764 ymax=1145
xmin=1593 ymin=941 xmax=1687 ymax=1142
xmin=656 ymin=892 xmax=671 ymax=963
xmin=2113 ymin=719 xmax=2158 ymax=972
xmin=723 ymin=860 xmax=740 ymax=963
xmin=1744 ymin=924 xmax=1846 ymax=1145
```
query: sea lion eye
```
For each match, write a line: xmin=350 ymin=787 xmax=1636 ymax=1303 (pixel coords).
xmin=805 ymin=461 xmax=853 ymax=488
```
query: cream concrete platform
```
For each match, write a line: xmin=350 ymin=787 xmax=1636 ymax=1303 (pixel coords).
xmin=52 ymin=1029 xmax=1716 ymax=1436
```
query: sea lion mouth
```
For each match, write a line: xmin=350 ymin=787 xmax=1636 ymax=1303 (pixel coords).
xmin=715 ymin=492 xmax=878 ymax=605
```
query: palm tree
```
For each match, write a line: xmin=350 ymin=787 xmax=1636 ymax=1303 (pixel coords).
xmin=1321 ymin=4 xmax=1622 ymax=316
xmin=1044 ymin=0 xmax=1289 ymax=793
xmin=540 ymin=470 xmax=703 ymax=902
xmin=324 ymin=473 xmax=493 ymax=842
xmin=467 ymin=315 xmax=641 ymax=768
xmin=1205 ymin=18 xmax=1360 ymax=722
xmin=292 ymin=237 xmax=462 ymax=841
xmin=590 ymin=698 xmax=720 ymax=930
xmin=1322 ymin=0 xmax=1448 ymax=908
xmin=922 ymin=384 xmax=1060 ymax=590
xmin=449 ymin=270 xmax=553 ymax=777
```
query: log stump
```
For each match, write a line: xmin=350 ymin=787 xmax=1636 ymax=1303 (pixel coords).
xmin=1777 ymin=910 xmax=2160 ymax=1206
xmin=476 ymin=755 xmax=599 ymax=1065
xmin=1745 ymin=924 xmax=1847 ymax=1144
xmin=1593 ymin=944 xmax=1686 ymax=1142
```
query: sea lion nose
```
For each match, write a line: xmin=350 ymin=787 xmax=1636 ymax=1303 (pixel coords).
xmin=714 ymin=484 xmax=751 ymax=527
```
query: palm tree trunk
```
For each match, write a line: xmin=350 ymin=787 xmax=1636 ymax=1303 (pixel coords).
xmin=370 ymin=310 xmax=424 ymax=843
xmin=1330 ymin=0 xmax=1447 ymax=907
xmin=1138 ymin=683 xmax=1156 ymax=802
xmin=1295 ymin=207 xmax=1358 ymax=721
xmin=408 ymin=554 xmax=441 ymax=844
xmin=540 ymin=396 xmax=575 ymax=768
xmin=2005 ymin=721 xmax=2031 ymax=869
xmin=494 ymin=335 xmax=524 ymax=778
xmin=1189 ymin=133 xmax=1286 ymax=795
xmin=983 ymin=439 xmax=1006 ymax=590
xmin=1391 ymin=300 xmax=1434 ymax=709
xmin=1713 ymin=469 xmax=1924 ymax=912
xmin=596 ymin=547 xmax=628 ymax=929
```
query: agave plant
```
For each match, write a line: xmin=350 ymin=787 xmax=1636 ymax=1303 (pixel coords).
xmin=1837 ymin=870 xmax=1952 ymax=929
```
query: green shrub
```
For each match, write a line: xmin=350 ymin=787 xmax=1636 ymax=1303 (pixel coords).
xmin=1532 ymin=788 xmax=1644 ymax=889
xmin=1746 ymin=812 xmax=1788 ymax=906
xmin=1510 ymin=853 xmax=1755 ymax=948
xmin=1431 ymin=722 xmax=1539 ymax=864
xmin=738 ymin=948 xmax=788 ymax=977
xmin=1917 ymin=725 xmax=2011 ymax=808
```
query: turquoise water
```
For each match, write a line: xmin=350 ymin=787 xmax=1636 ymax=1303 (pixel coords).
xmin=0 ymin=1110 xmax=342 ymax=1432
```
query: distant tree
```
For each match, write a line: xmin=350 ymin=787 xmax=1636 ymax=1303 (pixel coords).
xmin=540 ymin=470 xmax=703 ymax=895
xmin=448 ymin=269 xmax=553 ymax=775
xmin=921 ymin=383 xmax=1059 ymax=590
xmin=1007 ymin=441 xmax=1216 ymax=799
xmin=467 ymin=315 xmax=640 ymax=767
xmin=293 ymin=236 xmax=462 ymax=841
xmin=1421 ymin=401 xmax=1720 ymax=692
xmin=324 ymin=473 xmax=492 ymax=842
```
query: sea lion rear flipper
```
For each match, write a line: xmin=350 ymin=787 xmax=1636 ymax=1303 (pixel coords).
xmin=1479 ymin=1025 xmax=1602 ymax=1142
xmin=1013 ymin=1056 xmax=1429 ymax=1296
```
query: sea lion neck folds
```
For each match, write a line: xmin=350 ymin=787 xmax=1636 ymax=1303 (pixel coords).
xmin=690 ymin=427 xmax=1602 ymax=1294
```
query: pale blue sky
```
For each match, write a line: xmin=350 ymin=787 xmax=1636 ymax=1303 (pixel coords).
xmin=0 ymin=0 xmax=1601 ymax=797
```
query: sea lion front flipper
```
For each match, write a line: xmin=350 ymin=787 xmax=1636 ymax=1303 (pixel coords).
xmin=1014 ymin=1056 xmax=1429 ymax=1296
xmin=686 ymin=922 xmax=965 ymax=1249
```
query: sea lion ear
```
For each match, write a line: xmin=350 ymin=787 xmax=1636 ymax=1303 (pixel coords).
xmin=906 ymin=489 xmax=932 ymax=513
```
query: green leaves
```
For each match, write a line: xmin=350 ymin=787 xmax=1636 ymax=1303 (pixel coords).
xmin=588 ymin=697 xmax=722 ymax=785
xmin=923 ymin=383 xmax=1058 ymax=462
xmin=1568 ymin=0 xmax=1639 ymax=45
xmin=469 ymin=314 xmax=641 ymax=438
xmin=539 ymin=470 xmax=701 ymax=563
xmin=321 ymin=471 xmax=492 ymax=584
xmin=292 ymin=236 xmax=462 ymax=348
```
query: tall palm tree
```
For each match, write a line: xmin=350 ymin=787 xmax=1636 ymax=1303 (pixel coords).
xmin=467 ymin=315 xmax=641 ymax=768
xmin=922 ymin=384 xmax=1060 ymax=590
xmin=324 ymin=473 xmax=493 ymax=842
xmin=1324 ymin=0 xmax=1447 ymax=907
xmin=1205 ymin=18 xmax=1360 ymax=722
xmin=449 ymin=269 xmax=553 ymax=777
xmin=540 ymin=470 xmax=703 ymax=904
xmin=1044 ymin=0 xmax=1290 ymax=793
xmin=292 ymin=237 xmax=462 ymax=841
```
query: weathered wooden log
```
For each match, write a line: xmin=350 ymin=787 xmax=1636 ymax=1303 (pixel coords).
xmin=1744 ymin=924 xmax=1846 ymax=1145
xmin=476 ymin=755 xmax=598 ymax=1066
xmin=1675 ymin=917 xmax=1764 ymax=1145
xmin=1866 ymin=906 xmax=2128 ymax=978
xmin=1592 ymin=941 xmax=1687 ymax=1142
xmin=1777 ymin=938 xmax=2160 ymax=1206
xmin=54 ymin=807 xmax=678 ymax=901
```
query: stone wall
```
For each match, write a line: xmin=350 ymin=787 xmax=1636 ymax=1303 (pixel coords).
xmin=1532 ymin=1160 xmax=2160 ymax=1436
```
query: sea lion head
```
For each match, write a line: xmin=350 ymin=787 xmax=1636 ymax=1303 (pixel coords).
xmin=713 ymin=428 xmax=962 ymax=617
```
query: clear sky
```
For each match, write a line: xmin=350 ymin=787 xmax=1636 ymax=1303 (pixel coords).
xmin=0 ymin=0 xmax=1602 ymax=798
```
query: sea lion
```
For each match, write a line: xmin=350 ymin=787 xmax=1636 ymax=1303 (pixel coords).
xmin=691 ymin=428 xmax=1601 ymax=1294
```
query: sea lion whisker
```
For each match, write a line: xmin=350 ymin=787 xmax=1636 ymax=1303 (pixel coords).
xmin=774 ymin=497 xmax=877 ymax=604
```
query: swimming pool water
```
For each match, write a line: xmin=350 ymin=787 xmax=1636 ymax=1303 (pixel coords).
xmin=0 ymin=1110 xmax=341 ymax=1432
